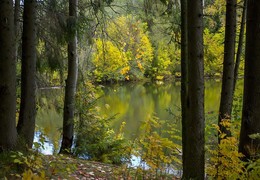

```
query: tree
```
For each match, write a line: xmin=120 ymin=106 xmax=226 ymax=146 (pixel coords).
xmin=239 ymin=0 xmax=260 ymax=160
xmin=182 ymin=0 xmax=205 ymax=179
xmin=14 ymin=0 xmax=21 ymax=62
xmin=180 ymin=0 xmax=189 ymax=177
xmin=17 ymin=0 xmax=37 ymax=148
xmin=0 ymin=0 xmax=18 ymax=150
xmin=60 ymin=0 xmax=78 ymax=153
xmin=233 ymin=0 xmax=247 ymax=91
xmin=218 ymin=0 xmax=236 ymax=139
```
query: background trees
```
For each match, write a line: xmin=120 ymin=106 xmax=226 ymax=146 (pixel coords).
xmin=1 ymin=0 xmax=260 ymax=178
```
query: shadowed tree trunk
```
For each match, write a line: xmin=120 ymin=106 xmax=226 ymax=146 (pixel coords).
xmin=218 ymin=0 xmax=237 ymax=140
xmin=17 ymin=0 xmax=37 ymax=148
xmin=60 ymin=0 xmax=78 ymax=154
xmin=233 ymin=0 xmax=247 ymax=91
xmin=14 ymin=0 xmax=21 ymax=62
xmin=182 ymin=0 xmax=205 ymax=179
xmin=239 ymin=0 xmax=260 ymax=160
xmin=180 ymin=0 xmax=189 ymax=177
xmin=0 ymin=0 xmax=17 ymax=151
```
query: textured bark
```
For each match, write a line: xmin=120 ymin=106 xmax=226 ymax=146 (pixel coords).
xmin=14 ymin=0 xmax=21 ymax=61
xmin=180 ymin=0 xmax=189 ymax=177
xmin=239 ymin=0 xmax=260 ymax=159
xmin=182 ymin=0 xmax=205 ymax=179
xmin=60 ymin=0 xmax=78 ymax=154
xmin=233 ymin=0 xmax=247 ymax=91
xmin=17 ymin=0 xmax=37 ymax=148
xmin=218 ymin=0 xmax=236 ymax=139
xmin=0 ymin=0 xmax=18 ymax=150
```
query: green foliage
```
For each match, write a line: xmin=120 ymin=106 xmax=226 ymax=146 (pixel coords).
xmin=0 ymin=137 xmax=77 ymax=179
xmin=92 ymin=39 xmax=129 ymax=82
xmin=74 ymin=81 xmax=131 ymax=164
xmin=0 ymin=149 xmax=46 ymax=179
xmin=207 ymin=127 xmax=260 ymax=179
xmin=148 ymin=41 xmax=177 ymax=80
xmin=134 ymin=114 xmax=182 ymax=178
xmin=207 ymin=120 xmax=248 ymax=179
xmin=204 ymin=28 xmax=224 ymax=77
xmin=92 ymin=15 xmax=153 ymax=82
xmin=246 ymin=158 xmax=260 ymax=179
xmin=204 ymin=0 xmax=225 ymax=32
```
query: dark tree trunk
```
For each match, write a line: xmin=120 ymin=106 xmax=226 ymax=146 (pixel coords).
xmin=14 ymin=0 xmax=21 ymax=62
xmin=60 ymin=0 xmax=78 ymax=154
xmin=0 ymin=0 xmax=17 ymax=151
xmin=239 ymin=0 xmax=260 ymax=160
xmin=182 ymin=0 xmax=205 ymax=179
xmin=218 ymin=0 xmax=237 ymax=139
xmin=233 ymin=0 xmax=247 ymax=91
xmin=17 ymin=0 xmax=37 ymax=148
xmin=180 ymin=0 xmax=189 ymax=177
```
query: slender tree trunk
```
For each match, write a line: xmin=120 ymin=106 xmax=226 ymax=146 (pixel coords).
xmin=233 ymin=0 xmax=247 ymax=91
xmin=180 ymin=0 xmax=189 ymax=177
xmin=239 ymin=0 xmax=260 ymax=160
xmin=60 ymin=0 xmax=78 ymax=154
xmin=143 ymin=0 xmax=153 ymax=32
xmin=14 ymin=0 xmax=21 ymax=62
xmin=0 ymin=0 xmax=17 ymax=151
xmin=218 ymin=0 xmax=237 ymax=139
xmin=17 ymin=0 xmax=37 ymax=148
xmin=182 ymin=0 xmax=205 ymax=179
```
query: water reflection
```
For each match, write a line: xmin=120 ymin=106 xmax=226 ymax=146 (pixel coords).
xmin=35 ymin=80 xmax=231 ymax=153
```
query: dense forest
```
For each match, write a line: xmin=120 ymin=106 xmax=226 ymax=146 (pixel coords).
xmin=0 ymin=0 xmax=259 ymax=179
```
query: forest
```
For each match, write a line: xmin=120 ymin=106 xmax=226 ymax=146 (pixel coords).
xmin=0 ymin=0 xmax=259 ymax=179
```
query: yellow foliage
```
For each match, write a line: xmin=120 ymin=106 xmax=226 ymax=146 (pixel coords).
xmin=138 ymin=115 xmax=181 ymax=172
xmin=204 ymin=28 xmax=224 ymax=76
xmin=93 ymin=15 xmax=153 ymax=81
xmin=207 ymin=120 xmax=246 ymax=179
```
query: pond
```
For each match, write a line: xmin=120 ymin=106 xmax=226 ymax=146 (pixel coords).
xmin=34 ymin=80 xmax=243 ymax=154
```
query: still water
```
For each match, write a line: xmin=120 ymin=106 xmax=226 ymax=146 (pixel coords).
xmin=34 ymin=80 xmax=243 ymax=154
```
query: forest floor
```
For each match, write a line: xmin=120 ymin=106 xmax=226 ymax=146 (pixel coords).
xmin=43 ymin=155 xmax=180 ymax=180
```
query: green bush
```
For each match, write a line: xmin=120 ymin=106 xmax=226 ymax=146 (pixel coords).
xmin=74 ymin=81 xmax=131 ymax=164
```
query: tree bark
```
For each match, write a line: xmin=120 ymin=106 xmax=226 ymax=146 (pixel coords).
xmin=60 ymin=0 xmax=78 ymax=154
xmin=14 ymin=0 xmax=21 ymax=62
xmin=180 ymin=0 xmax=189 ymax=177
xmin=0 ymin=0 xmax=17 ymax=151
xmin=182 ymin=0 xmax=205 ymax=179
xmin=239 ymin=0 xmax=260 ymax=160
xmin=218 ymin=0 xmax=237 ymax=139
xmin=17 ymin=0 xmax=37 ymax=148
xmin=233 ymin=0 xmax=247 ymax=91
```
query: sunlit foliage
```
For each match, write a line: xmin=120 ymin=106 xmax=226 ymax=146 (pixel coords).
xmin=92 ymin=15 xmax=153 ymax=81
xmin=204 ymin=28 xmax=224 ymax=77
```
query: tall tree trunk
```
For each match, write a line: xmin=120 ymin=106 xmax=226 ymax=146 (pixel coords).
xmin=17 ymin=0 xmax=37 ymax=148
xmin=60 ymin=0 xmax=78 ymax=154
xmin=182 ymin=0 xmax=205 ymax=179
xmin=233 ymin=0 xmax=247 ymax=91
xmin=0 ymin=0 xmax=17 ymax=151
xmin=239 ymin=0 xmax=260 ymax=160
xmin=14 ymin=0 xmax=21 ymax=62
xmin=218 ymin=0 xmax=237 ymax=139
xmin=180 ymin=0 xmax=189 ymax=177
